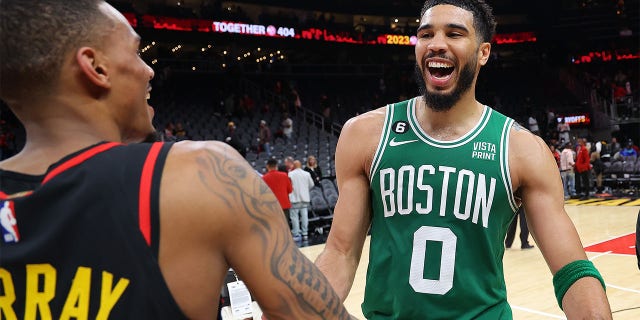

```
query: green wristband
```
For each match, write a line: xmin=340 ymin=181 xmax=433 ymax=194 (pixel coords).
xmin=552 ymin=259 xmax=606 ymax=310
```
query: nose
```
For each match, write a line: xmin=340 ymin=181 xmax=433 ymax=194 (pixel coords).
xmin=426 ymin=32 xmax=447 ymax=54
xmin=146 ymin=63 xmax=155 ymax=80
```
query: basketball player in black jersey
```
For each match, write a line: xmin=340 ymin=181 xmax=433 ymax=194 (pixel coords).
xmin=0 ymin=1 xmax=352 ymax=319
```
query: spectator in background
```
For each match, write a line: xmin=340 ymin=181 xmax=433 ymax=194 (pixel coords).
xmin=258 ymin=120 xmax=272 ymax=156
xmin=610 ymin=137 xmax=621 ymax=158
xmin=575 ymin=138 xmax=591 ymax=200
xmin=174 ymin=122 xmax=189 ymax=141
xmin=550 ymin=143 xmax=561 ymax=169
xmin=320 ymin=94 xmax=331 ymax=125
xmin=291 ymin=88 xmax=302 ymax=114
xmin=275 ymin=112 xmax=294 ymax=144
xmin=163 ymin=122 xmax=176 ymax=141
xmin=226 ymin=121 xmax=237 ymax=139
xmin=545 ymin=109 xmax=558 ymax=142
xmin=620 ymin=140 xmax=638 ymax=158
xmin=224 ymin=121 xmax=246 ymax=157
xmin=278 ymin=156 xmax=295 ymax=173
xmin=599 ymin=140 xmax=612 ymax=162
xmin=546 ymin=108 xmax=556 ymax=131
xmin=590 ymin=144 xmax=604 ymax=194
xmin=557 ymin=118 xmax=570 ymax=145
xmin=505 ymin=207 xmax=534 ymax=249
xmin=612 ymin=69 xmax=632 ymax=118
xmin=262 ymin=158 xmax=292 ymax=223
xmin=284 ymin=156 xmax=295 ymax=172
xmin=281 ymin=112 xmax=293 ymax=144
xmin=560 ymin=142 xmax=576 ymax=199
xmin=304 ymin=155 xmax=323 ymax=186
xmin=288 ymin=160 xmax=315 ymax=242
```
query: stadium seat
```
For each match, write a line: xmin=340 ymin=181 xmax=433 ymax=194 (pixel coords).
xmin=310 ymin=186 xmax=331 ymax=217
xmin=320 ymin=179 xmax=339 ymax=199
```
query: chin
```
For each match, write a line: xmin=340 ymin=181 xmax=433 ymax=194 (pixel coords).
xmin=423 ymin=91 xmax=458 ymax=112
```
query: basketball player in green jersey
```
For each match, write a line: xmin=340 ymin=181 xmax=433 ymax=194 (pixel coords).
xmin=315 ymin=0 xmax=612 ymax=318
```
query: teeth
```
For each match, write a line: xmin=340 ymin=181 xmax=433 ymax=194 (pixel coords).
xmin=146 ymin=92 xmax=151 ymax=100
xmin=428 ymin=61 xmax=453 ymax=68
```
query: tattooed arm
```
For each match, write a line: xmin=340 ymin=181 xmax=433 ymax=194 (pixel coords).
xmin=158 ymin=141 xmax=352 ymax=320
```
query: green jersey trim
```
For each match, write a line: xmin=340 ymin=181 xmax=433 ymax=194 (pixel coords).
xmin=409 ymin=98 xmax=492 ymax=148
xmin=369 ymin=104 xmax=394 ymax=181
xmin=499 ymin=118 xmax=518 ymax=212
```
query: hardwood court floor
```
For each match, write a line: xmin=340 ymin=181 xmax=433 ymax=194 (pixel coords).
xmin=299 ymin=205 xmax=640 ymax=319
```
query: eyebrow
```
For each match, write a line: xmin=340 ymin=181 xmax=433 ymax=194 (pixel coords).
xmin=417 ymin=23 xmax=470 ymax=34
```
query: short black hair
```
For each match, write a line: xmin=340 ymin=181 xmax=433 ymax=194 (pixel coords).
xmin=420 ymin=0 xmax=497 ymax=43
xmin=266 ymin=158 xmax=278 ymax=167
xmin=0 ymin=0 xmax=113 ymax=100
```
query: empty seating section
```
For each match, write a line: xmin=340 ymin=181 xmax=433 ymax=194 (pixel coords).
xmin=150 ymin=73 xmax=344 ymax=234
xmin=602 ymin=156 xmax=640 ymax=194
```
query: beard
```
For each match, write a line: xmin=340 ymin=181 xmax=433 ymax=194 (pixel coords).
xmin=414 ymin=54 xmax=477 ymax=112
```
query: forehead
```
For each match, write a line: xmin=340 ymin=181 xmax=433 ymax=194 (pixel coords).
xmin=420 ymin=4 xmax=475 ymax=30
xmin=99 ymin=2 xmax=140 ymax=43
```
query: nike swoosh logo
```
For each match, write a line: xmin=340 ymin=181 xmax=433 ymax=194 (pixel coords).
xmin=389 ymin=137 xmax=419 ymax=147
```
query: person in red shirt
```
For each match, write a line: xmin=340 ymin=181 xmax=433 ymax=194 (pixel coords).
xmin=262 ymin=158 xmax=293 ymax=223
xmin=550 ymin=143 xmax=561 ymax=169
xmin=574 ymin=138 xmax=591 ymax=200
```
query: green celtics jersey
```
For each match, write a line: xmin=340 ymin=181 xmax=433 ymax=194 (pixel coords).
xmin=363 ymin=97 xmax=518 ymax=319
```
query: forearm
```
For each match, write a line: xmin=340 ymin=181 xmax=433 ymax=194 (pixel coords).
xmin=315 ymin=249 xmax=359 ymax=302
xmin=562 ymin=277 xmax=612 ymax=319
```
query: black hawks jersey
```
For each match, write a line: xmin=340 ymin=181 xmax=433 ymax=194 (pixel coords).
xmin=364 ymin=98 xmax=519 ymax=319
xmin=0 ymin=142 xmax=186 ymax=319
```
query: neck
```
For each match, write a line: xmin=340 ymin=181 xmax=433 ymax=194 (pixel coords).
xmin=415 ymin=92 xmax=484 ymax=141
xmin=0 ymin=97 xmax=122 ymax=175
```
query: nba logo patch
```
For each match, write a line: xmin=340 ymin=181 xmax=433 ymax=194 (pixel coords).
xmin=0 ymin=200 xmax=19 ymax=243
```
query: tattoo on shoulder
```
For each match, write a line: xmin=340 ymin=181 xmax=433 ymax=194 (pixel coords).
xmin=194 ymin=149 xmax=350 ymax=319
xmin=513 ymin=122 xmax=525 ymax=131
xmin=195 ymin=149 xmax=277 ymax=226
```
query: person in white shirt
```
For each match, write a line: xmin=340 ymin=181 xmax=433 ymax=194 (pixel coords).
xmin=557 ymin=118 xmax=571 ymax=144
xmin=281 ymin=112 xmax=293 ymax=144
xmin=288 ymin=160 xmax=315 ymax=241
xmin=560 ymin=142 xmax=576 ymax=199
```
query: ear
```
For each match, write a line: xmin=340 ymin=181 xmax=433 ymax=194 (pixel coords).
xmin=76 ymin=47 xmax=111 ymax=89
xmin=478 ymin=42 xmax=491 ymax=66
